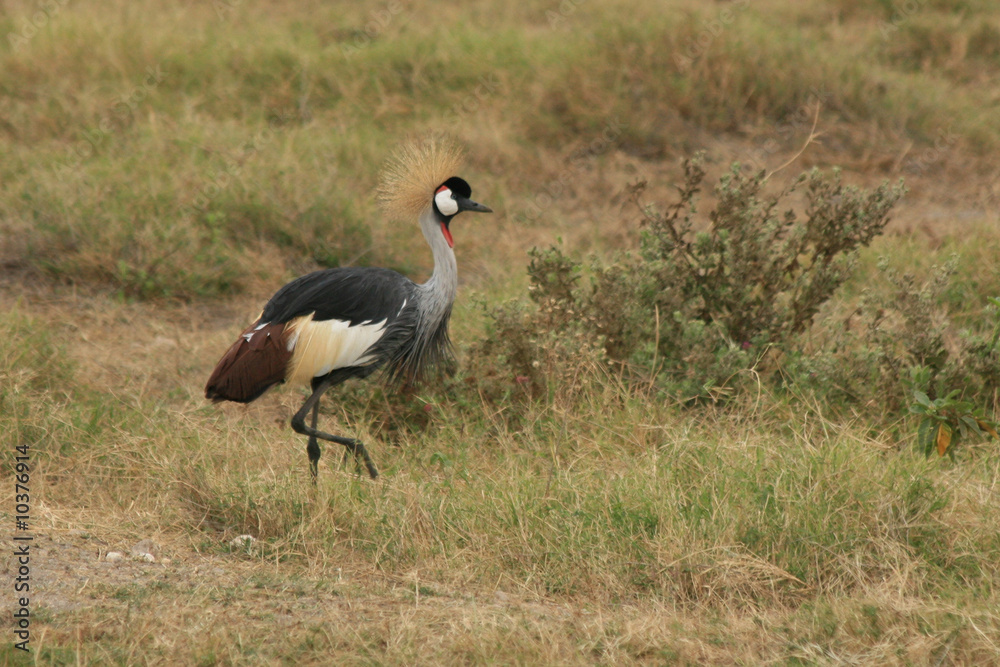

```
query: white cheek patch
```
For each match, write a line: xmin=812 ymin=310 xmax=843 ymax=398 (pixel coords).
xmin=435 ymin=187 xmax=459 ymax=217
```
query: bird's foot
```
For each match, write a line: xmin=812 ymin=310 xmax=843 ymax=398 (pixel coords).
xmin=341 ymin=439 xmax=379 ymax=480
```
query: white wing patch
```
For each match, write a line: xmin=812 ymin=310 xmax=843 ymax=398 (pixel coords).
xmin=243 ymin=320 xmax=269 ymax=343
xmin=284 ymin=313 xmax=388 ymax=385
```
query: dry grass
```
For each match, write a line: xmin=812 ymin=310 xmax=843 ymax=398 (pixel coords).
xmin=3 ymin=288 xmax=1000 ymax=664
xmin=3 ymin=0 xmax=1000 ymax=664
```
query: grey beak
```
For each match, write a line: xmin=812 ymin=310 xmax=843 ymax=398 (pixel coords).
xmin=457 ymin=196 xmax=492 ymax=214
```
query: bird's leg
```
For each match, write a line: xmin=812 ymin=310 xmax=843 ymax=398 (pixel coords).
xmin=291 ymin=383 xmax=379 ymax=480
xmin=307 ymin=401 xmax=321 ymax=483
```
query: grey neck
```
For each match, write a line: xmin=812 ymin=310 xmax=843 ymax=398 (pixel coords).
xmin=417 ymin=206 xmax=458 ymax=318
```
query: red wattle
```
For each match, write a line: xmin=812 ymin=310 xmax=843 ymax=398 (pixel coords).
xmin=441 ymin=222 xmax=454 ymax=248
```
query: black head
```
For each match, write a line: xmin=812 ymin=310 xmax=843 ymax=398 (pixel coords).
xmin=432 ymin=176 xmax=492 ymax=220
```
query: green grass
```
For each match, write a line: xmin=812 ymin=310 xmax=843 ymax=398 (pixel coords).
xmin=3 ymin=0 xmax=1000 ymax=663
xmin=3 ymin=0 xmax=999 ymax=297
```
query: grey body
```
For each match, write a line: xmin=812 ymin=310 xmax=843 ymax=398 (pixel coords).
xmin=204 ymin=170 xmax=490 ymax=481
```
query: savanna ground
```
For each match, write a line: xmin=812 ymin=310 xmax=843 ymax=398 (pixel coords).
xmin=3 ymin=0 xmax=1000 ymax=664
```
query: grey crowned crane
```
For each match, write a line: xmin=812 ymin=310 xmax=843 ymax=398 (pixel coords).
xmin=204 ymin=138 xmax=492 ymax=480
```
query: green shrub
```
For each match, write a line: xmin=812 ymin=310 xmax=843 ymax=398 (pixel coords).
xmin=473 ymin=155 xmax=1000 ymax=456
xmin=475 ymin=155 xmax=905 ymax=403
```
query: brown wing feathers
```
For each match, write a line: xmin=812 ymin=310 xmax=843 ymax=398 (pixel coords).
xmin=205 ymin=320 xmax=293 ymax=403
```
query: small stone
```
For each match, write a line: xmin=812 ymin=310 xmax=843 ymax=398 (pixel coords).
xmin=130 ymin=539 xmax=161 ymax=560
xmin=229 ymin=534 xmax=256 ymax=549
xmin=151 ymin=336 xmax=178 ymax=349
xmin=106 ymin=551 xmax=125 ymax=562
xmin=136 ymin=552 xmax=156 ymax=563
xmin=161 ymin=557 xmax=172 ymax=565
